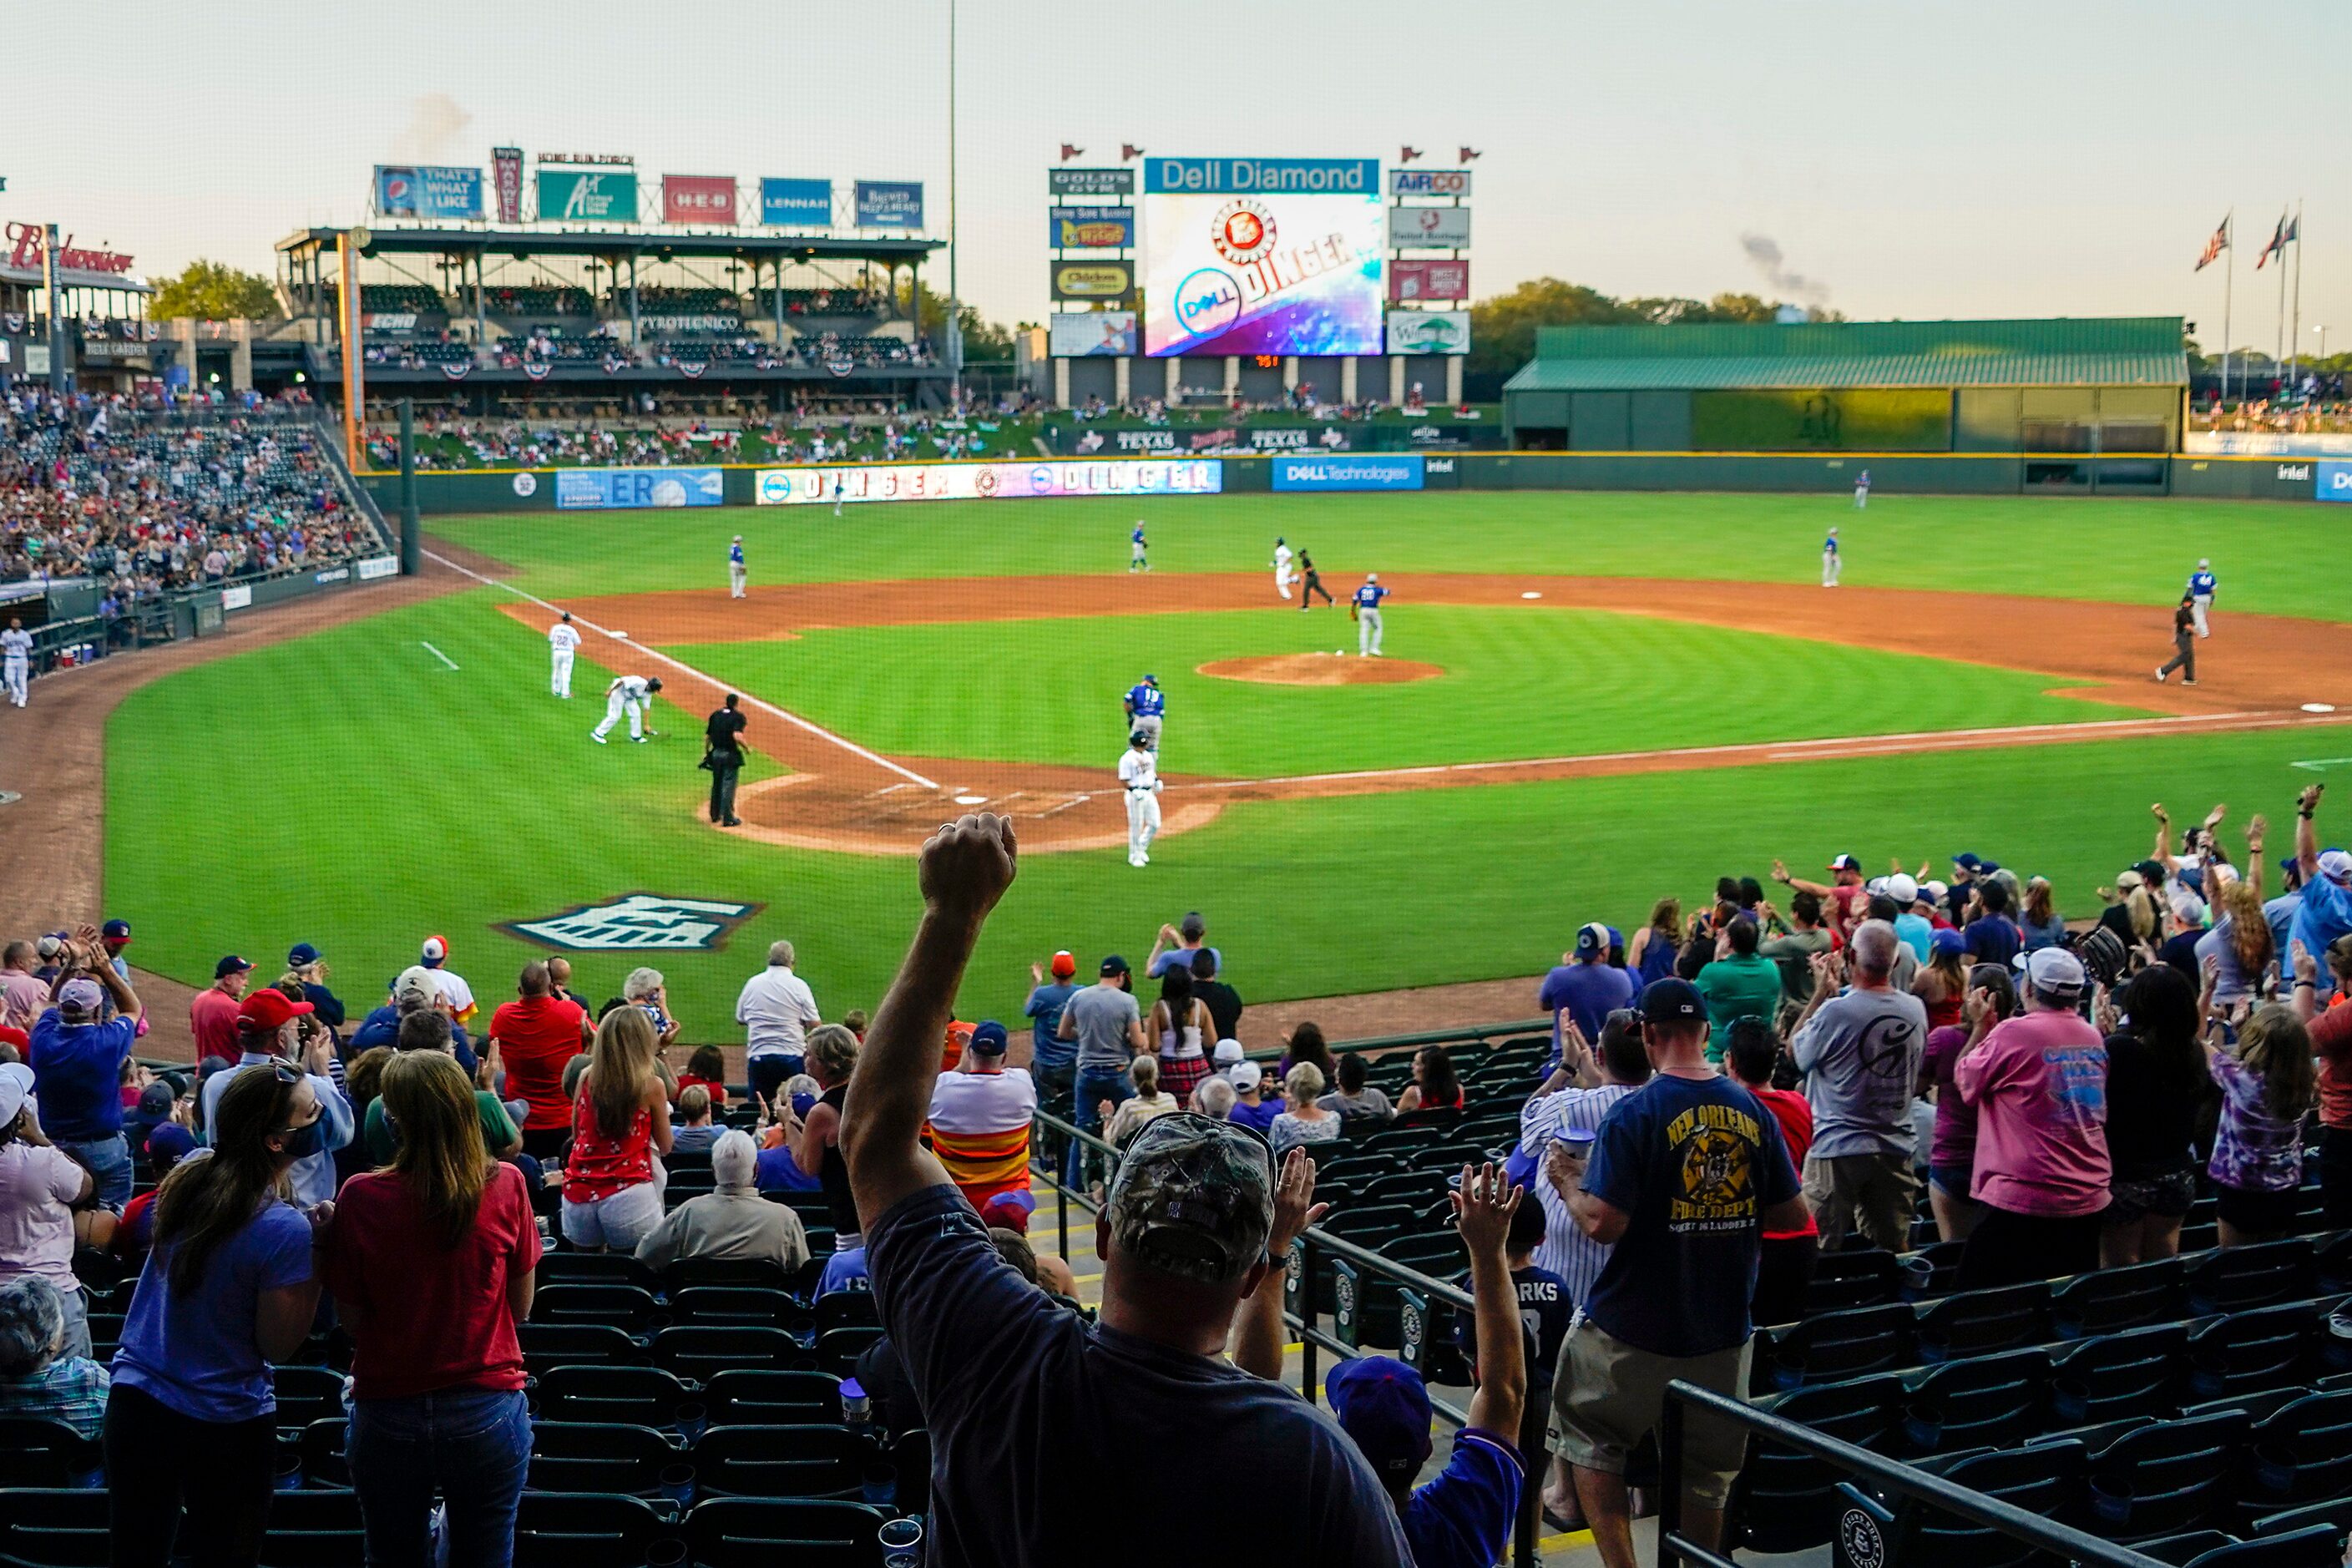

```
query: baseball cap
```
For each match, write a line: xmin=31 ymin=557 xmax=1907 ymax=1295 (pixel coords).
xmin=1325 ymin=1355 xmax=1434 ymax=1482
xmin=2013 ymin=945 xmax=2088 ymax=997
xmin=2318 ymin=850 xmax=2352 ymax=885
xmin=1142 ymin=673 xmax=1158 ymax=684
xmin=1230 ymin=1060 xmax=1263 ymax=1092
xmin=969 ymin=1020 xmax=1009 ymax=1056
xmin=1105 ymin=1112 xmax=1275 ymax=1285
xmin=1930 ymin=928 xmax=1967 ymax=959
xmin=1922 ymin=879 xmax=1950 ymax=902
xmin=421 ymin=935 xmax=450 ymax=966
xmin=1100 ymin=954 xmax=1130 ymax=976
xmin=393 ymin=964 xmax=438 ymax=1006
xmin=1886 ymin=873 xmax=1920 ymax=906
xmin=215 ymin=954 xmax=254 ymax=979
xmin=136 ymin=1081 xmax=175 ymax=1118
xmin=2132 ymin=859 xmax=2169 ymax=888
xmin=1952 ymin=852 xmax=1985 ymax=872
xmin=1130 ymin=731 xmax=1149 ymax=747
xmin=56 ymin=978 xmax=104 ymax=1015
xmin=1864 ymin=877 xmax=1888 ymax=898
xmin=0 ymin=1063 xmax=33 ymax=1126
xmin=1050 ymin=950 xmax=1077 ymax=979
xmin=1212 ymin=1039 xmax=1245 ymax=1068
xmin=1828 ymin=853 xmax=1863 ymax=873
xmin=237 ymin=989 xmax=314 ymax=1032
xmin=101 ymin=918 xmax=131 ymax=943
xmin=1635 ymin=977 xmax=1707 ymax=1024
xmin=1574 ymin=922 xmax=1609 ymax=957
xmin=287 ymin=943 xmax=321 ymax=968
xmin=35 ymin=935 xmax=63 ymax=962
xmin=144 ymin=1123 xmax=196 ymax=1165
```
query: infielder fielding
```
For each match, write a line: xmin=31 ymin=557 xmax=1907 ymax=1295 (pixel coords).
xmin=1119 ymin=730 xmax=1161 ymax=867
xmin=1272 ymin=536 xmax=1295 ymax=599
xmin=548 ymin=612 xmax=580 ymax=698
xmin=1350 ymin=574 xmax=1390 ymax=656
xmin=1123 ymin=673 xmax=1166 ymax=751
xmin=1 ymin=617 xmax=30 ymax=708
xmin=2188 ymin=558 xmax=2217 ymax=638
xmin=1130 ymin=520 xmax=1150 ymax=573
xmin=1822 ymin=526 xmax=1842 ymax=588
xmin=593 ymin=674 xmax=665 ymax=742
xmin=729 ymin=535 xmax=748 ymax=599
xmin=1854 ymin=468 xmax=1871 ymax=508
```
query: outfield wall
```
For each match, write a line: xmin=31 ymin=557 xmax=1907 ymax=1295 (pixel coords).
xmin=366 ymin=452 xmax=2337 ymax=515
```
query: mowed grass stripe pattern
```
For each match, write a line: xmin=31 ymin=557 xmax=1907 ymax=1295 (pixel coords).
xmin=431 ymin=491 xmax=2352 ymax=621
xmin=665 ymin=604 xmax=2149 ymax=778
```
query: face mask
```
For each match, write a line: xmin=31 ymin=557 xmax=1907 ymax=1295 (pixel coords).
xmin=276 ymin=1117 xmax=326 ymax=1161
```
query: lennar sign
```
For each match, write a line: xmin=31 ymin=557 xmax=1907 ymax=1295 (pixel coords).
xmin=501 ymin=894 xmax=762 ymax=952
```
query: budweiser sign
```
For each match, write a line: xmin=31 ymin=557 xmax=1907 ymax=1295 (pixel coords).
xmin=5 ymin=223 xmax=135 ymax=277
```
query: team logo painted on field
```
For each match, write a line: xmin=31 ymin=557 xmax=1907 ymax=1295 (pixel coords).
xmin=499 ymin=894 xmax=763 ymax=953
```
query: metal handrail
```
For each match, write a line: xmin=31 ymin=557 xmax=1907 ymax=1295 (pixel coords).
xmin=1246 ymin=1016 xmax=1554 ymax=1063
xmin=1656 ymin=1378 xmax=2164 ymax=1568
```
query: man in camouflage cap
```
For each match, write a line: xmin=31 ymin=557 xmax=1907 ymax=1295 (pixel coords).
xmin=1104 ymin=1111 xmax=1275 ymax=1284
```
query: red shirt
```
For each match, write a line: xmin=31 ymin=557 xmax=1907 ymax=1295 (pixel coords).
xmin=1751 ymin=1085 xmax=1819 ymax=1240
xmin=489 ymin=995 xmax=589 ymax=1130
xmin=2313 ymin=1000 xmax=2352 ymax=1130
xmin=190 ymin=987 xmax=241 ymax=1064
xmin=675 ymin=1073 xmax=730 ymax=1106
xmin=322 ymin=1163 xmax=540 ymax=1401
xmin=563 ymin=1092 xmax=653 ymax=1203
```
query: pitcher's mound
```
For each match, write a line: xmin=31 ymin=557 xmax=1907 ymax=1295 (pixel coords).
xmin=1199 ymin=654 xmax=1444 ymax=686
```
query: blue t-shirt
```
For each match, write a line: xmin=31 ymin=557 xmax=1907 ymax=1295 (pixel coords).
xmin=1963 ymin=916 xmax=2022 ymax=968
xmin=1580 ymin=1074 xmax=1799 ymax=1358
xmin=112 ymin=1199 xmax=315 ymax=1423
xmin=1823 ymin=534 xmax=1839 ymax=554
xmin=346 ymin=1004 xmax=474 ymax=1075
xmin=1230 ymin=1097 xmax=1283 ymax=1134
xmin=817 ymin=1245 xmax=871 ymax=1298
xmin=1352 ymin=584 xmax=1389 ymax=609
xmin=1454 ymin=1263 xmax=1572 ymax=1387
xmin=1131 ymin=525 xmax=1146 ymax=544
xmin=1024 ymin=984 xmax=1079 ymax=1070
xmin=1537 ymin=962 xmax=1636 ymax=1055
xmin=28 ymin=1010 xmax=137 ymax=1141
xmin=868 ymin=1184 xmax=1409 ymax=1567
xmin=755 ymin=1146 xmax=822 ymax=1193
xmin=1403 ymin=1429 xmax=1524 ymax=1568
xmin=1891 ymin=912 xmax=1933 ymax=962
xmin=2266 ymin=891 xmax=2304 ymax=964
xmin=1147 ymin=946 xmax=1220 ymax=979
xmin=1126 ymin=683 xmax=1165 ymax=717
xmin=2294 ymin=875 xmax=2352 ymax=968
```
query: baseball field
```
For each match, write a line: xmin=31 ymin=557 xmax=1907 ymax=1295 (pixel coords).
xmin=99 ymin=489 xmax=2352 ymax=1040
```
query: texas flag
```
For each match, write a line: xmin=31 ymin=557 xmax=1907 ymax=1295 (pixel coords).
xmin=2256 ymin=211 xmax=2298 ymax=270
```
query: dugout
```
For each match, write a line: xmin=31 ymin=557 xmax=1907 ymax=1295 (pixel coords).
xmin=1502 ymin=317 xmax=2188 ymax=493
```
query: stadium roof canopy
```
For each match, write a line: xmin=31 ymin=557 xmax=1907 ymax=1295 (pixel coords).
xmin=276 ymin=225 xmax=942 ymax=264
xmin=1506 ymin=317 xmax=2188 ymax=392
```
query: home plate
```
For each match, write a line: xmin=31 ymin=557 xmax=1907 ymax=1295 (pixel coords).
xmin=2304 ymin=703 xmax=2338 ymax=714
xmin=953 ymin=794 xmax=988 ymax=805
xmin=1521 ymin=591 xmax=1543 ymax=599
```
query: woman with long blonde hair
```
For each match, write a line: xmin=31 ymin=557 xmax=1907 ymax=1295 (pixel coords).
xmin=559 ymin=1006 xmax=671 ymax=1252
xmin=324 ymin=1051 xmax=540 ymax=1566
xmin=2197 ymin=877 xmax=2277 ymax=1006
xmin=1629 ymin=898 xmax=1683 ymax=987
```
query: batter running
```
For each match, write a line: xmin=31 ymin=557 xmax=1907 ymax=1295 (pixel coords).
xmin=1272 ymin=536 xmax=1295 ymax=599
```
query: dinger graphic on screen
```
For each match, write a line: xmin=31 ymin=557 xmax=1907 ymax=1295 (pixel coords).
xmin=1141 ymin=158 xmax=1383 ymax=357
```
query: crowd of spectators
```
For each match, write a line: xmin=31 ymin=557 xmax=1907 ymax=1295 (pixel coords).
xmin=7 ymin=777 xmax=2352 ymax=1565
xmin=2188 ymin=377 xmax=2352 ymax=432
xmin=377 ymin=395 xmax=1035 ymax=472
xmin=0 ymin=390 xmax=371 ymax=591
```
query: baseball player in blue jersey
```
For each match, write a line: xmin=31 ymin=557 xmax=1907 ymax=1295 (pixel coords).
xmin=1350 ymin=574 xmax=1390 ymax=656
xmin=1854 ymin=468 xmax=1871 ymax=508
xmin=1123 ymin=674 xmax=1166 ymax=751
xmin=1129 ymin=520 xmax=1150 ymax=573
xmin=1821 ymin=526 xmax=1842 ymax=588
xmin=832 ymin=474 xmax=846 ymax=516
xmin=728 ymin=535 xmax=747 ymax=599
xmin=2188 ymin=559 xmax=2217 ymax=638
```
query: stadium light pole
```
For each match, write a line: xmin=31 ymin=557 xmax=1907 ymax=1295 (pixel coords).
xmin=946 ymin=0 xmax=963 ymax=404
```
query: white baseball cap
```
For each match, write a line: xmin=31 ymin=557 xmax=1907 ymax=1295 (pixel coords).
xmin=1230 ymin=1061 xmax=1263 ymax=1092
xmin=0 ymin=1063 xmax=33 ymax=1127
xmin=1886 ymin=873 xmax=1920 ymax=906
xmin=1211 ymin=1039 xmax=1245 ymax=1067
xmin=1923 ymin=879 xmax=1949 ymax=900
xmin=2319 ymin=849 xmax=2352 ymax=885
xmin=2013 ymin=946 xmax=2087 ymax=996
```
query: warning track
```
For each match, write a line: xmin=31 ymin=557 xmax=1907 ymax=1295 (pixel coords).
xmin=489 ymin=573 xmax=2352 ymax=857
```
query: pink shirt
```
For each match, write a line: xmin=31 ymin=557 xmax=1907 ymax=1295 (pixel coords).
xmin=1953 ymin=1007 xmax=2111 ymax=1216
xmin=0 ymin=1142 xmax=87 ymax=1288
xmin=0 ymin=972 xmax=49 ymax=1035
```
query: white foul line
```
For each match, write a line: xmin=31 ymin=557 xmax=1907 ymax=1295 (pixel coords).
xmin=421 ymin=549 xmax=940 ymax=791
xmin=419 ymin=641 xmax=459 ymax=671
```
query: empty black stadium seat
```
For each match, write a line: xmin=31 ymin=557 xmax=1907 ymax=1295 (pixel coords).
xmin=0 ymin=1420 xmax=102 ymax=1488
xmin=526 ymin=1421 xmax=680 ymax=1498
xmin=2184 ymin=1241 xmax=2318 ymax=1315
xmin=2086 ymin=1411 xmax=2253 ymax=1542
xmin=259 ymin=1487 xmax=367 ymax=1568
xmin=2053 ymin=1256 xmax=2187 ymax=1337
xmin=1916 ymin=1281 xmax=2051 ymax=1361
xmin=2051 ymin=1323 xmax=2193 ymax=1427
xmin=270 ymin=1365 xmax=346 ymax=1434
xmin=1756 ymin=1304 xmax=1919 ymax=1391
xmin=660 ymin=1258 xmax=796 ymax=1294
xmin=519 ymin=1323 xmax=648 ymax=1377
xmin=2165 ymin=1525 xmax=2345 ymax=1568
xmin=2253 ymin=1495 xmax=2352 ymax=1541
xmin=2188 ymin=1302 xmax=2327 ymax=1404
xmin=513 ymin=1492 xmax=676 ymax=1568
xmin=299 ymin=1417 xmax=348 ymax=1487
xmin=1898 ymin=1437 xmax=2090 ymax=1568
xmin=701 ymin=1370 xmax=842 ymax=1427
xmin=1902 ymin=1348 xmax=2051 ymax=1455
xmin=533 ymin=1283 xmax=663 ymax=1333
xmin=1732 ymin=1375 xmax=1904 ymax=1553
xmin=2240 ymin=1388 xmax=2352 ymax=1514
xmin=813 ymin=1326 xmax=882 ymax=1378
xmin=0 ymin=1487 xmax=111 ymax=1566
xmin=813 ymin=1292 xmax=878 ymax=1337
xmin=1805 ymin=1249 xmax=1903 ymax=1315
xmin=651 ymin=1326 xmax=803 ymax=1383
xmin=538 ymin=1253 xmax=660 ymax=1292
xmin=690 ymin=1424 xmax=870 ymax=1500
xmin=683 ymin=1497 xmax=888 ymax=1568
xmin=668 ymin=1287 xmax=809 ymax=1333
xmin=535 ymin=1365 xmax=697 ymax=1430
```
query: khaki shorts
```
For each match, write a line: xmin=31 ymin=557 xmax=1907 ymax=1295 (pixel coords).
xmin=1549 ymin=1316 xmax=1755 ymax=1508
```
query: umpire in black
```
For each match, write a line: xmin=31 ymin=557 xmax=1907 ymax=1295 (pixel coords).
xmin=703 ymin=693 xmax=748 ymax=825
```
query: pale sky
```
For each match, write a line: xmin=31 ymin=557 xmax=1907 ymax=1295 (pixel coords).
xmin=9 ymin=0 xmax=2344 ymax=357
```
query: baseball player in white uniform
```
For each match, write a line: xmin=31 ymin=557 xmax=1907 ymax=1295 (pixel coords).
xmin=548 ymin=612 xmax=581 ymax=698
xmin=1 ymin=618 xmax=30 ymax=708
xmin=1272 ymin=537 xmax=1295 ymax=599
xmin=728 ymin=536 xmax=748 ymax=599
xmin=1351 ymin=574 xmax=1389 ymax=656
xmin=1118 ymin=730 xmax=1161 ymax=868
xmin=593 ymin=674 xmax=665 ymax=743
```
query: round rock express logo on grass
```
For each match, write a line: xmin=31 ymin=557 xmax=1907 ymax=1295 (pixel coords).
xmin=499 ymin=894 xmax=764 ymax=952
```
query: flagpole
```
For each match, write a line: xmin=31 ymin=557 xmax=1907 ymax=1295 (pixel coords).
xmin=2277 ymin=211 xmax=2289 ymax=388
xmin=2223 ymin=210 xmax=2235 ymax=404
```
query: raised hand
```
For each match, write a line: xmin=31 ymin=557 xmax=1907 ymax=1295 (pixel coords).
xmin=1451 ymin=1161 xmax=1525 ymax=1257
xmin=918 ymin=812 xmax=1019 ymax=923
xmin=1267 ymin=1146 xmax=1330 ymax=1255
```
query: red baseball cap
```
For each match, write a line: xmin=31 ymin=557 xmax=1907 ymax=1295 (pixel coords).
xmin=237 ymin=989 xmax=315 ymax=1032
xmin=1050 ymin=951 xmax=1077 ymax=979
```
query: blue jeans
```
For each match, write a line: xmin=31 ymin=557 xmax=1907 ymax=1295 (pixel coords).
xmin=347 ymin=1387 xmax=531 ymax=1568
xmin=58 ymin=1133 xmax=131 ymax=1211
xmin=1069 ymin=1067 xmax=1134 ymax=1189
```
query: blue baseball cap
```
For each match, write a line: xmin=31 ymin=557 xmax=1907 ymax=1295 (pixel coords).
xmin=1636 ymin=977 xmax=1707 ymax=1024
xmin=101 ymin=918 xmax=132 ymax=943
xmin=970 ymin=1020 xmax=1009 ymax=1055
xmin=144 ymin=1123 xmax=196 ymax=1165
xmin=1930 ymin=928 xmax=1967 ymax=958
xmin=1142 ymin=673 xmax=1158 ymax=684
xmin=287 ymin=943 xmax=321 ymax=968
xmin=1952 ymin=852 xmax=1989 ymax=873
xmin=1324 ymin=1356 xmax=1434 ymax=1482
xmin=214 ymin=954 xmax=253 ymax=979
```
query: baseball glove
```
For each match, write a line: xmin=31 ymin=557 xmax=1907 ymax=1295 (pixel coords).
xmin=1348 ymin=605 xmax=1359 ymax=621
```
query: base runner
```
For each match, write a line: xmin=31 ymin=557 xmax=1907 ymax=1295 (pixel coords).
xmin=1273 ymin=536 xmax=1295 ymax=599
xmin=1119 ymin=731 xmax=1161 ymax=868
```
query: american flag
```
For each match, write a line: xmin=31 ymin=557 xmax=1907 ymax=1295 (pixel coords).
xmin=2195 ymin=215 xmax=2230 ymax=272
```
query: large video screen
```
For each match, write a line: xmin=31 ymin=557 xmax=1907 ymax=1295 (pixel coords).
xmin=1141 ymin=158 xmax=1384 ymax=357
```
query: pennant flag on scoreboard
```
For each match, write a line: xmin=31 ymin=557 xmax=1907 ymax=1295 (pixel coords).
xmin=2195 ymin=215 xmax=2230 ymax=271
xmin=1399 ymin=146 xmax=1423 ymax=162
xmin=1121 ymin=144 xmax=1145 ymax=162
xmin=1459 ymin=147 xmax=1483 ymax=162
xmin=1060 ymin=144 xmax=1084 ymax=162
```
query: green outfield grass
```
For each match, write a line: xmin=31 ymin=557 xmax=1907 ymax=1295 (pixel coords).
xmin=665 ymin=604 xmax=2147 ymax=778
xmin=431 ymin=490 xmax=2352 ymax=620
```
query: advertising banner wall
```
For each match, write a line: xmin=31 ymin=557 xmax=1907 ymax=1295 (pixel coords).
xmin=1272 ymin=454 xmax=1425 ymax=491
xmin=374 ymin=165 xmax=485 ymax=220
xmin=663 ymin=175 xmax=737 ymax=225
xmin=1385 ymin=310 xmax=1470 ymax=355
xmin=539 ymin=168 xmax=640 ymax=224
xmin=1050 ymin=168 xmax=1136 ymax=196
xmin=1389 ymin=169 xmax=1473 ymax=198
xmin=1141 ymin=159 xmax=1385 ymax=357
xmin=2319 ymin=460 xmax=2352 ymax=503
xmin=554 ymin=468 xmax=724 ymax=510
xmin=1050 ymin=207 xmax=1136 ymax=248
xmin=1050 ymin=312 xmax=1139 ymax=357
xmin=853 ymin=181 xmax=924 ymax=228
xmin=1388 ymin=206 xmax=1472 ymax=247
xmin=1390 ymin=259 xmax=1470 ymax=301
xmin=756 ymin=458 xmax=1222 ymax=505
xmin=1051 ymin=260 xmax=1136 ymax=303
xmin=760 ymin=178 xmax=832 ymax=226
xmin=491 ymin=149 xmax=524 ymax=223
